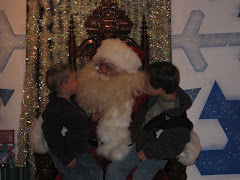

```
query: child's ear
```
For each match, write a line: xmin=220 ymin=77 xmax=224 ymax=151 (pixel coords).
xmin=60 ymin=81 xmax=67 ymax=90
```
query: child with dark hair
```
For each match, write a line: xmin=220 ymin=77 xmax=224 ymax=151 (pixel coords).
xmin=106 ymin=61 xmax=193 ymax=180
xmin=145 ymin=61 xmax=180 ymax=94
xmin=42 ymin=64 xmax=103 ymax=180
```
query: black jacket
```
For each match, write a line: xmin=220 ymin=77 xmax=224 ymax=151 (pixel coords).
xmin=132 ymin=87 xmax=193 ymax=160
xmin=42 ymin=93 xmax=91 ymax=166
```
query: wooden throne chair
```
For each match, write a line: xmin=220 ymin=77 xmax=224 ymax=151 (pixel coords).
xmin=68 ymin=1 xmax=149 ymax=70
xmin=56 ymin=0 xmax=187 ymax=180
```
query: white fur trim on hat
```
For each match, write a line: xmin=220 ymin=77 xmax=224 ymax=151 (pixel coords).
xmin=93 ymin=38 xmax=142 ymax=73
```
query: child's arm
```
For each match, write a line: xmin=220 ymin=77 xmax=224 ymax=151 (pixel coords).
xmin=42 ymin=112 xmax=74 ymax=166
xmin=144 ymin=113 xmax=193 ymax=131
xmin=141 ymin=127 xmax=191 ymax=160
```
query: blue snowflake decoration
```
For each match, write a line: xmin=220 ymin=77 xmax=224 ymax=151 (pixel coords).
xmin=196 ymin=82 xmax=240 ymax=175
xmin=184 ymin=88 xmax=201 ymax=103
xmin=0 ymin=89 xmax=14 ymax=106
xmin=0 ymin=10 xmax=25 ymax=73
xmin=172 ymin=10 xmax=240 ymax=72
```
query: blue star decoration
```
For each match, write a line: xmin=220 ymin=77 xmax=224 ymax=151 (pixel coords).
xmin=184 ymin=88 xmax=201 ymax=103
xmin=0 ymin=89 xmax=14 ymax=106
xmin=172 ymin=10 xmax=240 ymax=72
xmin=0 ymin=10 xmax=25 ymax=73
xmin=195 ymin=81 xmax=240 ymax=175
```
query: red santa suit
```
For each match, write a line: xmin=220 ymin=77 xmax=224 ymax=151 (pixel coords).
xmin=76 ymin=38 xmax=145 ymax=161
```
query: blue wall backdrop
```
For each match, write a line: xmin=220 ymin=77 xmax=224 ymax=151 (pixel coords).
xmin=172 ymin=0 xmax=240 ymax=179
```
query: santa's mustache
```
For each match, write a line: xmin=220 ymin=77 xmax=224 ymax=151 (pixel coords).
xmin=76 ymin=61 xmax=145 ymax=115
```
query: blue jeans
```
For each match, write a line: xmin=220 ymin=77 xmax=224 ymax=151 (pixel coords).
xmin=51 ymin=153 xmax=103 ymax=180
xmin=105 ymin=145 xmax=167 ymax=180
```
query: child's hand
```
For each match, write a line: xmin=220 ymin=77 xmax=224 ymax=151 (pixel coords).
xmin=137 ymin=150 xmax=147 ymax=161
xmin=92 ymin=112 xmax=103 ymax=122
xmin=67 ymin=158 xmax=77 ymax=167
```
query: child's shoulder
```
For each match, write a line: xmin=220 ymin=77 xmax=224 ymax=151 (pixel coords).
xmin=44 ymin=100 xmax=66 ymax=114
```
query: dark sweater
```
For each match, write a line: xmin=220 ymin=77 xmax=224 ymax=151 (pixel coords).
xmin=132 ymin=87 xmax=193 ymax=160
xmin=42 ymin=93 xmax=91 ymax=166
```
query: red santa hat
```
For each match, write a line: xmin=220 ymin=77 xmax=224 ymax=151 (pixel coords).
xmin=93 ymin=38 xmax=143 ymax=73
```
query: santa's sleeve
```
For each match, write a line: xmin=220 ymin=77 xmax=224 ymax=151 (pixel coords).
xmin=131 ymin=93 xmax=148 ymax=120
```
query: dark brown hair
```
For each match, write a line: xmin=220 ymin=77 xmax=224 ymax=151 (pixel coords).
xmin=146 ymin=62 xmax=180 ymax=94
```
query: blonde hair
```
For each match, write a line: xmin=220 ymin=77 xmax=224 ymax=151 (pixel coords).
xmin=46 ymin=64 xmax=74 ymax=93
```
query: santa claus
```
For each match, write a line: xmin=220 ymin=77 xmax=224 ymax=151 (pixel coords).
xmin=29 ymin=38 xmax=201 ymax=170
xmin=76 ymin=38 xmax=145 ymax=161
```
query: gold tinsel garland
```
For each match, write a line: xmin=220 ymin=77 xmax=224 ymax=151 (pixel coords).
xmin=16 ymin=0 xmax=39 ymax=178
xmin=149 ymin=0 xmax=171 ymax=63
xmin=17 ymin=0 xmax=171 ymax=179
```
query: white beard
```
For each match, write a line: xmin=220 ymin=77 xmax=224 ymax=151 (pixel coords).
xmin=76 ymin=61 xmax=144 ymax=161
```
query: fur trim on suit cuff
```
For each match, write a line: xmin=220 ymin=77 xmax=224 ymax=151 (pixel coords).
xmin=177 ymin=130 xmax=201 ymax=166
xmin=29 ymin=115 xmax=49 ymax=154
